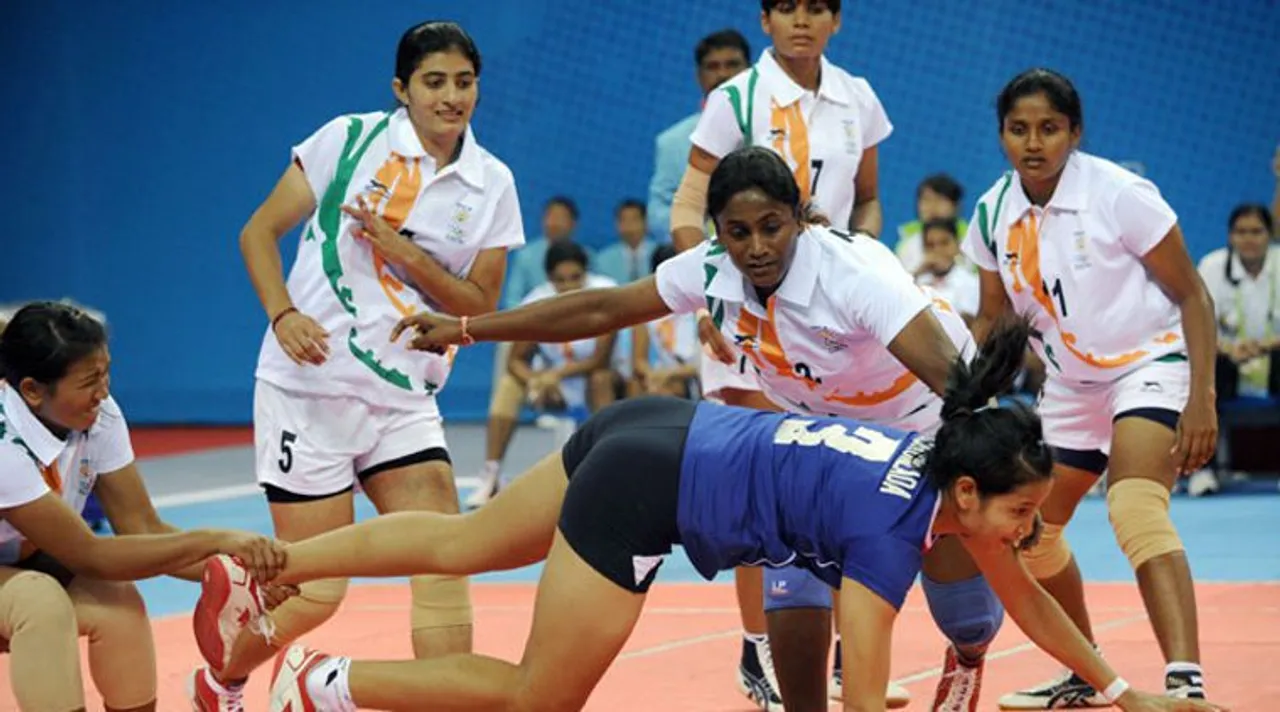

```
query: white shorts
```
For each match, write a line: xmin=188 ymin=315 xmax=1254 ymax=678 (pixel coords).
xmin=698 ymin=350 xmax=760 ymax=402
xmin=254 ymin=379 xmax=450 ymax=498
xmin=1038 ymin=357 xmax=1189 ymax=469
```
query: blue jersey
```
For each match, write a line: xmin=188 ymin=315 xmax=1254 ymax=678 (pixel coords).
xmin=676 ymin=402 xmax=939 ymax=610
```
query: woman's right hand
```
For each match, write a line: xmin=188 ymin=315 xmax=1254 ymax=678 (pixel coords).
xmin=273 ymin=309 xmax=330 ymax=366
xmin=695 ymin=309 xmax=735 ymax=365
xmin=214 ymin=531 xmax=289 ymax=584
xmin=1116 ymin=689 xmax=1227 ymax=712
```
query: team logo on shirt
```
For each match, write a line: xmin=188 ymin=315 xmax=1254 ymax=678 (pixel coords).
xmin=76 ymin=458 xmax=95 ymax=496
xmin=842 ymin=119 xmax=859 ymax=154
xmin=810 ymin=325 xmax=846 ymax=353
xmin=445 ymin=201 xmax=474 ymax=244
xmin=1071 ymin=231 xmax=1092 ymax=271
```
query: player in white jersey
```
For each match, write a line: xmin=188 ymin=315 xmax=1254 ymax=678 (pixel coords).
xmin=0 ymin=302 xmax=285 ymax=712
xmin=961 ymin=69 xmax=1220 ymax=709
xmin=195 ymin=21 xmax=526 ymax=711
xmin=633 ymin=244 xmax=701 ymax=398
xmin=392 ymin=147 xmax=1034 ymax=711
xmin=665 ymin=2 xmax=896 ymax=704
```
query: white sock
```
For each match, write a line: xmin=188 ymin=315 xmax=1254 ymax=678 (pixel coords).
xmin=1165 ymin=661 xmax=1204 ymax=685
xmin=202 ymin=668 xmax=243 ymax=694
xmin=744 ymin=631 xmax=769 ymax=644
xmin=305 ymin=656 xmax=356 ymax=712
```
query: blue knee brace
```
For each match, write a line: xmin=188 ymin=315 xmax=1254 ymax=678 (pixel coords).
xmin=921 ymin=574 xmax=1004 ymax=649
xmin=763 ymin=565 xmax=833 ymax=612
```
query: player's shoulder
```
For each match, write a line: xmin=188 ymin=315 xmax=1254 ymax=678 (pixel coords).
xmin=467 ymin=136 xmax=517 ymax=190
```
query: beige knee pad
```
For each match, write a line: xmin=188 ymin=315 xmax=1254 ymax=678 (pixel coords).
xmin=0 ymin=572 xmax=83 ymax=711
xmin=1108 ymin=478 xmax=1184 ymax=570
xmin=410 ymin=574 xmax=473 ymax=630
xmin=489 ymin=373 xmax=525 ymax=420
xmin=266 ymin=578 xmax=349 ymax=645
xmin=1020 ymin=522 xmax=1073 ymax=579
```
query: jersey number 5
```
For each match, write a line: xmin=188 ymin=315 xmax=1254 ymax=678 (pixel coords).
xmin=773 ymin=418 xmax=901 ymax=463
xmin=278 ymin=430 xmax=298 ymax=473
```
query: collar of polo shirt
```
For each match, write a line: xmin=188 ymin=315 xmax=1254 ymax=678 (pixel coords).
xmin=756 ymin=49 xmax=851 ymax=108
xmin=386 ymin=108 xmax=487 ymax=189
xmin=1 ymin=385 xmax=67 ymax=467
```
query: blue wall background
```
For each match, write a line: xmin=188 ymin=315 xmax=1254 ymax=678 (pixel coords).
xmin=2 ymin=0 xmax=1276 ymax=424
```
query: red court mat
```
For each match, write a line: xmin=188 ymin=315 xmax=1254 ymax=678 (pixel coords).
xmin=1 ymin=582 xmax=1275 ymax=710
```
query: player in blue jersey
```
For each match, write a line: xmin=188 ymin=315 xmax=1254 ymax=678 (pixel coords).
xmin=195 ymin=318 xmax=1222 ymax=712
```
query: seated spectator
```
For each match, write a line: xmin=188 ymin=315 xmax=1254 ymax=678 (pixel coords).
xmin=895 ymin=173 xmax=970 ymax=274
xmin=1193 ymin=203 xmax=1279 ymax=494
xmin=913 ymin=217 xmax=979 ymax=321
xmin=468 ymin=242 xmax=619 ymax=507
xmin=502 ymin=196 xmax=591 ymax=309
xmin=631 ymin=244 xmax=700 ymax=397
xmin=595 ymin=199 xmax=656 ymax=285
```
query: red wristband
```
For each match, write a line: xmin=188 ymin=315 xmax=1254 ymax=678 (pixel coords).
xmin=459 ymin=316 xmax=476 ymax=346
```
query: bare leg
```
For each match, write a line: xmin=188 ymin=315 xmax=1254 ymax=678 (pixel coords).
xmin=1031 ymin=463 xmax=1100 ymax=642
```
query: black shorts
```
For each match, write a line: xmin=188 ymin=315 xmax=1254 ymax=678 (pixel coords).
xmin=15 ymin=550 xmax=75 ymax=588
xmin=558 ymin=396 xmax=696 ymax=593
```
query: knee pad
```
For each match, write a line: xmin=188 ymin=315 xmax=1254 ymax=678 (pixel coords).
xmin=489 ymin=373 xmax=525 ymax=420
xmin=763 ymin=566 xmax=833 ymax=612
xmin=410 ymin=574 xmax=473 ymax=630
xmin=267 ymin=578 xmax=348 ymax=645
xmin=1108 ymin=478 xmax=1183 ymax=570
xmin=0 ymin=571 xmax=76 ymax=638
xmin=921 ymin=575 xmax=1004 ymax=649
xmin=1020 ymin=521 xmax=1073 ymax=579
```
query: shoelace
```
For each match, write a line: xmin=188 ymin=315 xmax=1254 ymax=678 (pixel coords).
xmin=755 ymin=641 xmax=781 ymax=700
xmin=939 ymin=666 xmax=977 ymax=711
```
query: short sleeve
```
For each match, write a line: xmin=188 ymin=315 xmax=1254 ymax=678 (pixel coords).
xmin=841 ymin=535 xmax=924 ymax=611
xmin=959 ymin=207 xmax=999 ymax=272
xmin=480 ymin=175 xmax=526 ymax=251
xmin=689 ymin=88 xmax=746 ymax=159
xmin=856 ymin=78 xmax=893 ymax=149
xmin=842 ymin=238 xmax=931 ymax=346
xmin=0 ymin=446 xmax=50 ymax=510
xmin=1114 ymin=180 xmax=1178 ymax=257
xmin=654 ymin=243 xmax=711 ymax=315
xmin=89 ymin=396 xmax=135 ymax=475
xmin=291 ymin=115 xmax=351 ymax=202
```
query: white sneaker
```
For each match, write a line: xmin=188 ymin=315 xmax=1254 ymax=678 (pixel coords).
xmin=736 ymin=635 xmax=783 ymax=711
xmin=1186 ymin=469 xmax=1220 ymax=497
xmin=997 ymin=669 xmax=1108 ymax=709
xmin=463 ymin=463 xmax=501 ymax=509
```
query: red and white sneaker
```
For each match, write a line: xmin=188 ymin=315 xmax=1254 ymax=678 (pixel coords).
xmin=186 ymin=666 xmax=245 ymax=712
xmin=193 ymin=554 xmax=272 ymax=675
xmin=269 ymin=645 xmax=333 ymax=712
xmin=932 ymin=645 xmax=985 ymax=711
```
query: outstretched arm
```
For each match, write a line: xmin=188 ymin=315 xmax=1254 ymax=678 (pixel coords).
xmin=836 ymin=576 xmax=898 ymax=712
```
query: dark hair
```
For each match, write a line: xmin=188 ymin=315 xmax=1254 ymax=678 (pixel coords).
xmin=544 ymin=195 xmax=579 ymax=221
xmin=921 ymin=217 xmax=959 ymax=241
xmin=0 ymin=302 xmax=107 ymax=388
xmin=615 ymin=199 xmax=646 ymax=219
xmin=762 ymin=0 xmax=841 ymax=13
xmin=395 ymin=21 xmax=482 ymax=89
xmin=695 ymin=29 xmax=751 ymax=66
xmin=545 ymin=241 xmax=589 ymax=275
xmin=650 ymin=242 xmax=678 ymax=272
xmin=996 ymin=68 xmax=1083 ymax=131
xmin=1224 ymin=203 xmax=1275 ymax=286
xmin=923 ymin=314 xmax=1053 ymax=497
xmin=707 ymin=146 xmax=801 ymax=220
xmin=917 ymin=174 xmax=964 ymax=204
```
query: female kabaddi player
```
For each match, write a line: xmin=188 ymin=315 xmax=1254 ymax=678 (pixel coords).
xmin=961 ymin=68 xmax=1220 ymax=709
xmin=200 ymin=317 xmax=1221 ymax=712
xmin=194 ymin=20 xmax=527 ymax=711
xmin=0 ymin=301 xmax=285 ymax=712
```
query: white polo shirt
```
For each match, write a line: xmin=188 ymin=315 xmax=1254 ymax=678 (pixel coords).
xmin=961 ymin=152 xmax=1183 ymax=385
xmin=655 ymin=226 xmax=972 ymax=421
xmin=691 ymin=50 xmax=893 ymax=229
xmin=1198 ymin=245 xmax=1280 ymax=343
xmin=256 ymin=108 xmax=526 ymax=411
xmin=645 ymin=312 xmax=701 ymax=370
xmin=0 ymin=386 xmax=135 ymax=564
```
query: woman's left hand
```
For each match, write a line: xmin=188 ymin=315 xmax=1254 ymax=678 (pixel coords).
xmin=342 ymin=195 xmax=420 ymax=267
xmin=1171 ymin=393 xmax=1218 ymax=475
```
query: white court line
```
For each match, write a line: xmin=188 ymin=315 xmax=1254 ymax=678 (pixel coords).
xmin=152 ymin=477 xmax=482 ymax=509
xmin=617 ymin=628 xmax=742 ymax=661
xmin=891 ymin=612 xmax=1150 ymax=686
